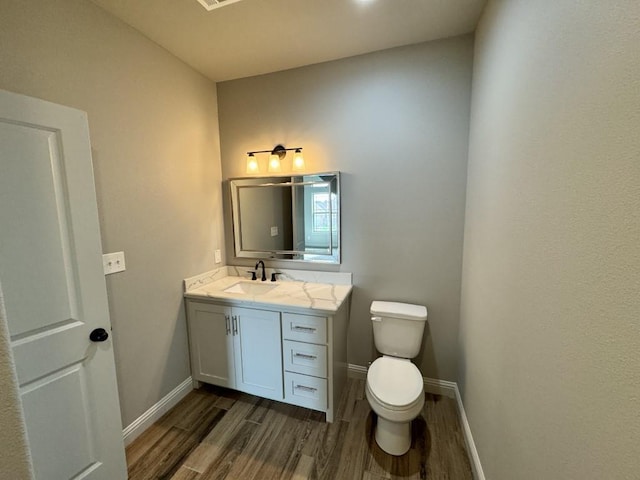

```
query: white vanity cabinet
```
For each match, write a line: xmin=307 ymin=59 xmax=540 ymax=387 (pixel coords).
xmin=186 ymin=302 xmax=284 ymax=401
xmin=185 ymin=297 xmax=350 ymax=422
xmin=281 ymin=313 xmax=330 ymax=412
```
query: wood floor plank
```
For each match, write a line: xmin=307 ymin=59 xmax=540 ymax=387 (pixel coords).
xmin=162 ymin=389 xmax=218 ymax=428
xmin=423 ymin=395 xmax=472 ymax=480
xmin=212 ymin=396 xmax=236 ymax=410
xmin=170 ymin=466 xmax=201 ymax=480
xmin=335 ymin=398 xmax=371 ymax=479
xmin=339 ymin=378 xmax=365 ymax=422
xmin=216 ymin=401 xmax=293 ymax=479
xmin=127 ymin=406 xmax=225 ymax=480
xmin=302 ymin=417 xmax=350 ymax=480
xmin=211 ymin=386 xmax=251 ymax=411
xmin=125 ymin=422 xmax=172 ymax=467
xmin=173 ymin=390 xmax=222 ymax=431
xmin=245 ymin=396 xmax=276 ymax=424
xmin=230 ymin=402 xmax=312 ymax=480
xmin=197 ymin=420 xmax=260 ymax=480
xmin=291 ymin=454 xmax=314 ymax=480
xmin=126 ymin=389 xmax=219 ymax=466
xmin=182 ymin=394 xmax=260 ymax=473
xmin=390 ymin=447 xmax=417 ymax=480
xmin=404 ymin=414 xmax=428 ymax=480
xmin=127 ymin=379 xmax=473 ymax=480
xmin=363 ymin=472 xmax=391 ymax=480
xmin=257 ymin=404 xmax=314 ymax=480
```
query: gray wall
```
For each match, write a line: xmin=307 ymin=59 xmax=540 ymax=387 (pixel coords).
xmin=218 ymin=37 xmax=473 ymax=380
xmin=460 ymin=1 xmax=640 ymax=478
xmin=0 ymin=0 xmax=224 ymax=427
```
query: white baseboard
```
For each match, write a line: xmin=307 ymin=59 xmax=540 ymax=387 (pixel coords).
xmin=423 ymin=377 xmax=456 ymax=398
xmin=454 ymin=384 xmax=486 ymax=480
xmin=347 ymin=363 xmax=367 ymax=379
xmin=347 ymin=364 xmax=484 ymax=480
xmin=122 ymin=376 xmax=193 ymax=446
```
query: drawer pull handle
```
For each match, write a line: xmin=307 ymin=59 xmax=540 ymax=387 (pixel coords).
xmin=292 ymin=325 xmax=316 ymax=332
xmin=294 ymin=384 xmax=318 ymax=392
xmin=294 ymin=353 xmax=317 ymax=360
xmin=225 ymin=315 xmax=231 ymax=335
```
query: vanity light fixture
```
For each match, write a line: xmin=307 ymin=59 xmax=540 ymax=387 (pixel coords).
xmin=246 ymin=153 xmax=259 ymax=174
xmin=268 ymin=152 xmax=282 ymax=173
xmin=292 ymin=148 xmax=305 ymax=171
xmin=245 ymin=144 xmax=304 ymax=174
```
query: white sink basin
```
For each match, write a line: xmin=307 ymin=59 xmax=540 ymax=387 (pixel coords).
xmin=223 ymin=281 xmax=278 ymax=295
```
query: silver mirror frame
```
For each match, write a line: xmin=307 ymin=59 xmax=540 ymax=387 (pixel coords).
xmin=229 ymin=172 xmax=341 ymax=264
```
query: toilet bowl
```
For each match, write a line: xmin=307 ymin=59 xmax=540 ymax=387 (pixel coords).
xmin=366 ymin=356 xmax=425 ymax=455
xmin=366 ymin=301 xmax=428 ymax=456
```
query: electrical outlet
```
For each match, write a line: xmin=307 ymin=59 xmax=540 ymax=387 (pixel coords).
xmin=103 ymin=251 xmax=126 ymax=275
xmin=270 ymin=226 xmax=278 ymax=237
xmin=214 ymin=249 xmax=222 ymax=264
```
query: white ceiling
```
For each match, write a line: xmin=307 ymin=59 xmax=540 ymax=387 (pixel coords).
xmin=91 ymin=0 xmax=486 ymax=82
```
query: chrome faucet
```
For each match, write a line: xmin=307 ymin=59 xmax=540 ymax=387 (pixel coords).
xmin=255 ymin=260 xmax=267 ymax=282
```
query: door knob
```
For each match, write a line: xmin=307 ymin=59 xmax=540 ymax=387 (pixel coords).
xmin=90 ymin=328 xmax=109 ymax=342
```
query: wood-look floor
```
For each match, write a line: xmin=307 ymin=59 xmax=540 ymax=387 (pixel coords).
xmin=126 ymin=378 xmax=473 ymax=480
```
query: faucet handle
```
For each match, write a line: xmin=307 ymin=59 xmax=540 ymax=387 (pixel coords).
xmin=270 ymin=272 xmax=281 ymax=282
xmin=247 ymin=270 xmax=257 ymax=281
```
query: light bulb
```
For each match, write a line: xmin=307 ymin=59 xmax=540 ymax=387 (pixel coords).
xmin=292 ymin=149 xmax=305 ymax=171
xmin=246 ymin=153 xmax=259 ymax=174
xmin=268 ymin=154 xmax=281 ymax=172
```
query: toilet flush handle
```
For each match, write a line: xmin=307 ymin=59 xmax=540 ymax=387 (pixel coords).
xmin=371 ymin=316 xmax=382 ymax=322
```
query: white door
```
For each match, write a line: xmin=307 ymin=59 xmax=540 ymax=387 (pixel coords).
xmin=0 ymin=90 xmax=127 ymax=479
xmin=233 ymin=307 xmax=283 ymax=401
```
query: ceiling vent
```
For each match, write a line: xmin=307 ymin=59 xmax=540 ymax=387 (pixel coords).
xmin=196 ymin=0 xmax=244 ymax=11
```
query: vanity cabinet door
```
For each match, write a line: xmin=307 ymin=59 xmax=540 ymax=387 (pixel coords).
xmin=233 ymin=307 xmax=283 ymax=401
xmin=187 ymin=302 xmax=235 ymax=389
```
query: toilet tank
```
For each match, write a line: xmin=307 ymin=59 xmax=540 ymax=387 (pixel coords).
xmin=370 ymin=301 xmax=428 ymax=359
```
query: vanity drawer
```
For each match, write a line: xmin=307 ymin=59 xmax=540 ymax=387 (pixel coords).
xmin=282 ymin=313 xmax=327 ymax=344
xmin=283 ymin=340 xmax=327 ymax=378
xmin=284 ymin=371 xmax=327 ymax=411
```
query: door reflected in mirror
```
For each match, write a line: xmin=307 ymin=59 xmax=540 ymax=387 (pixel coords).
xmin=230 ymin=173 xmax=340 ymax=264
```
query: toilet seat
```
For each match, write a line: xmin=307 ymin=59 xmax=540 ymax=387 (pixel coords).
xmin=366 ymin=383 xmax=424 ymax=413
xmin=366 ymin=356 xmax=423 ymax=410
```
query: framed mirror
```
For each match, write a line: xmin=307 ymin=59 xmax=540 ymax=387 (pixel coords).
xmin=230 ymin=172 xmax=340 ymax=264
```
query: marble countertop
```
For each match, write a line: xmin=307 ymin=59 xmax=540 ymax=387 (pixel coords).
xmin=184 ymin=267 xmax=352 ymax=313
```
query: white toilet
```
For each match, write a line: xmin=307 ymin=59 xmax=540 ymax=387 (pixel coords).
xmin=366 ymin=301 xmax=428 ymax=456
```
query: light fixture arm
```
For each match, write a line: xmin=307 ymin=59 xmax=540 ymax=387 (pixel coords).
xmin=246 ymin=144 xmax=302 ymax=158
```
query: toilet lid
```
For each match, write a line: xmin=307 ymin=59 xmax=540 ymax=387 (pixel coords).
xmin=367 ymin=357 xmax=423 ymax=407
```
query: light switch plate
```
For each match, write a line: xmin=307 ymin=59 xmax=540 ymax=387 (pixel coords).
xmin=271 ymin=226 xmax=278 ymax=237
xmin=103 ymin=251 xmax=126 ymax=275
xmin=214 ymin=249 xmax=222 ymax=264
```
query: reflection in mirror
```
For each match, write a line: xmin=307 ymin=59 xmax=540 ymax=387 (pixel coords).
xmin=230 ymin=173 xmax=340 ymax=264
